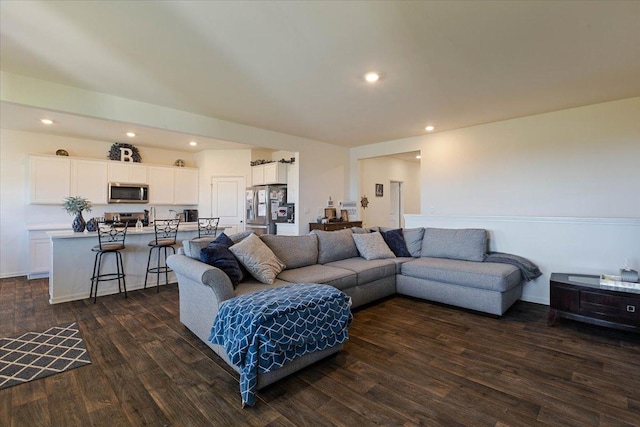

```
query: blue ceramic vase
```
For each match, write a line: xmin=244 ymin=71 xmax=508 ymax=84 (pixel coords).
xmin=72 ymin=212 xmax=86 ymax=232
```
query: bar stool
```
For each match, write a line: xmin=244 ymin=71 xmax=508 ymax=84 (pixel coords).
xmin=144 ymin=219 xmax=180 ymax=292
xmin=193 ymin=217 xmax=220 ymax=241
xmin=90 ymin=222 xmax=128 ymax=304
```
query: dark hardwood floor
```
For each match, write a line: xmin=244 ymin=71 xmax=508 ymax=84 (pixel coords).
xmin=1 ymin=276 xmax=639 ymax=426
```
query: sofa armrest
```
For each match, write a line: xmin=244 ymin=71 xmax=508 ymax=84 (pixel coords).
xmin=167 ymin=254 xmax=234 ymax=303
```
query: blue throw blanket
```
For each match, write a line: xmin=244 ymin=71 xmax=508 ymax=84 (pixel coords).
xmin=209 ymin=283 xmax=352 ymax=406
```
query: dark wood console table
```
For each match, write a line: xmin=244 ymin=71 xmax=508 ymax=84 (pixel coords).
xmin=309 ymin=221 xmax=363 ymax=232
xmin=549 ymin=273 xmax=639 ymax=332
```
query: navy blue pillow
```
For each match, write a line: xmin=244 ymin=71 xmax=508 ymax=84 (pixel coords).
xmin=212 ymin=232 xmax=234 ymax=248
xmin=213 ymin=233 xmax=250 ymax=280
xmin=200 ymin=243 xmax=243 ymax=288
xmin=381 ymin=228 xmax=411 ymax=257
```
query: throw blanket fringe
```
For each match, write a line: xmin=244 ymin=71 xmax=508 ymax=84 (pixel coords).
xmin=209 ymin=283 xmax=352 ymax=407
xmin=484 ymin=252 xmax=542 ymax=282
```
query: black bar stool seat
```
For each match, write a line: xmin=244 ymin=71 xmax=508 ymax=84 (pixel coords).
xmin=90 ymin=223 xmax=128 ymax=303
xmin=144 ymin=219 xmax=180 ymax=292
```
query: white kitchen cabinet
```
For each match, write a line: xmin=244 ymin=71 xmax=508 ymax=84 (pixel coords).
xmin=147 ymin=166 xmax=175 ymax=205
xmin=148 ymin=166 xmax=198 ymax=205
xmin=263 ymin=163 xmax=287 ymax=184
xmin=252 ymin=165 xmax=265 ymax=185
xmin=174 ymin=168 xmax=199 ymax=205
xmin=108 ymin=161 xmax=147 ymax=183
xmin=30 ymin=155 xmax=198 ymax=206
xmin=30 ymin=155 xmax=71 ymax=204
xmin=252 ymin=163 xmax=287 ymax=185
xmin=28 ymin=227 xmax=67 ymax=279
xmin=72 ymin=159 xmax=108 ymax=204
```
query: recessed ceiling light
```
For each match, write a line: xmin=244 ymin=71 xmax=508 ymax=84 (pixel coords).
xmin=189 ymin=141 xmax=198 ymax=146
xmin=416 ymin=155 xmax=422 ymax=159
xmin=364 ymin=72 xmax=380 ymax=83
xmin=40 ymin=119 xmax=53 ymax=125
xmin=126 ymin=132 xmax=136 ymax=137
xmin=425 ymin=125 xmax=435 ymax=132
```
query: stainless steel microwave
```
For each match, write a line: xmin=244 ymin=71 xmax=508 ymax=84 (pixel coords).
xmin=108 ymin=183 xmax=149 ymax=203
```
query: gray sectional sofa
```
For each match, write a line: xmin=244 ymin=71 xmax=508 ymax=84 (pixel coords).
xmin=166 ymin=226 xmax=525 ymax=394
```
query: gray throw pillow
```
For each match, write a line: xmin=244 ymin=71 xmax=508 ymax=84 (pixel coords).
xmin=229 ymin=233 xmax=286 ymax=284
xmin=182 ymin=239 xmax=212 ymax=259
xmin=403 ymin=228 xmax=425 ymax=257
xmin=421 ymin=228 xmax=487 ymax=262
xmin=228 ymin=230 xmax=252 ymax=244
xmin=260 ymin=234 xmax=319 ymax=269
xmin=350 ymin=227 xmax=370 ymax=234
xmin=311 ymin=229 xmax=359 ymax=264
xmin=352 ymin=232 xmax=396 ymax=260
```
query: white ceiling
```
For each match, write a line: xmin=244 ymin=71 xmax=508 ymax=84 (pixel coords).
xmin=1 ymin=1 xmax=639 ymax=149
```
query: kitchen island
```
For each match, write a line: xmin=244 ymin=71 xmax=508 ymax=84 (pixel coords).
xmin=47 ymin=224 xmax=216 ymax=304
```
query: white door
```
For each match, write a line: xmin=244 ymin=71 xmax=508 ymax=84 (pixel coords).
xmin=389 ymin=181 xmax=403 ymax=228
xmin=211 ymin=176 xmax=246 ymax=234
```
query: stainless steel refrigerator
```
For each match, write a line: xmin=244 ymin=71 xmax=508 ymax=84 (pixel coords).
xmin=246 ymin=185 xmax=287 ymax=235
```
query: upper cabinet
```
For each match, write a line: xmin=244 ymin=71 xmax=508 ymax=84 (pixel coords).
xmin=30 ymin=155 xmax=198 ymax=206
xmin=30 ymin=156 xmax=71 ymax=204
xmin=174 ymin=168 xmax=199 ymax=205
xmin=148 ymin=165 xmax=198 ymax=205
xmin=252 ymin=163 xmax=287 ymax=185
xmin=108 ymin=161 xmax=147 ymax=183
xmin=72 ymin=159 xmax=108 ymax=204
xmin=147 ymin=166 xmax=175 ymax=205
xmin=252 ymin=165 xmax=265 ymax=186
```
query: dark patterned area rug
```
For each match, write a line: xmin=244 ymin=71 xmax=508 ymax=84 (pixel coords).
xmin=0 ymin=322 xmax=91 ymax=390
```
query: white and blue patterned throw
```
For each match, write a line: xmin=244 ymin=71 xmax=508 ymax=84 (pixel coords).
xmin=209 ymin=283 xmax=352 ymax=406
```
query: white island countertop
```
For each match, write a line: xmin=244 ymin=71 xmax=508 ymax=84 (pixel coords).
xmin=47 ymin=222 xmax=200 ymax=239
xmin=47 ymin=223 xmax=220 ymax=304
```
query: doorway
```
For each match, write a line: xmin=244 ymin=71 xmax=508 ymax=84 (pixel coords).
xmin=210 ymin=176 xmax=246 ymax=234
xmin=389 ymin=181 xmax=404 ymax=228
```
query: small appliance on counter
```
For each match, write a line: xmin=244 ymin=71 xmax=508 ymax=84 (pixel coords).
xmin=184 ymin=209 xmax=199 ymax=223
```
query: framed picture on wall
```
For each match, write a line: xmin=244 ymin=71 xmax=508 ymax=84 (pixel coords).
xmin=375 ymin=183 xmax=383 ymax=197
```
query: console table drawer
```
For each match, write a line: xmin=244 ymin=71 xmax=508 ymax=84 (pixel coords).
xmin=581 ymin=291 xmax=639 ymax=323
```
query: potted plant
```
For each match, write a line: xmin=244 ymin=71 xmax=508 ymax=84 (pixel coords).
xmin=63 ymin=196 xmax=93 ymax=232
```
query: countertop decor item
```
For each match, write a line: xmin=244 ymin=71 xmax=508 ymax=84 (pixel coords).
xmin=63 ymin=196 xmax=93 ymax=232
xmin=108 ymin=142 xmax=142 ymax=162
xmin=86 ymin=217 xmax=99 ymax=232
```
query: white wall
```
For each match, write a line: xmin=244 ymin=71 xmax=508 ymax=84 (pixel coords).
xmin=297 ymin=145 xmax=350 ymax=234
xmin=352 ymin=98 xmax=640 ymax=305
xmin=352 ymin=97 xmax=640 ymax=217
xmin=358 ymin=156 xmax=420 ymax=228
xmin=0 ymin=128 xmax=198 ymax=278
